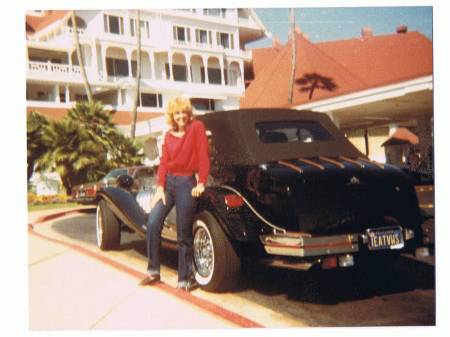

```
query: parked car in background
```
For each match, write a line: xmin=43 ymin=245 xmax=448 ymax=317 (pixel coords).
xmin=95 ymin=109 xmax=424 ymax=292
xmin=71 ymin=166 xmax=154 ymax=204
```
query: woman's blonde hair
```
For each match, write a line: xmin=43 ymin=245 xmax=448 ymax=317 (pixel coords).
xmin=165 ymin=97 xmax=194 ymax=130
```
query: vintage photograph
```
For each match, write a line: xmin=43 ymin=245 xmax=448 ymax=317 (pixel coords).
xmin=25 ymin=4 xmax=435 ymax=330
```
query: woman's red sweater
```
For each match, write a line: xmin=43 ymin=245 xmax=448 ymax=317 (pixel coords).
xmin=157 ymin=119 xmax=210 ymax=187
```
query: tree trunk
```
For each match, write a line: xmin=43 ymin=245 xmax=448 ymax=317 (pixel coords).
xmin=130 ymin=9 xmax=142 ymax=140
xmin=71 ymin=11 xmax=93 ymax=104
xmin=288 ymin=8 xmax=296 ymax=105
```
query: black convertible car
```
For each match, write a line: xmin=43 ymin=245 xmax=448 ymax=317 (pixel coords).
xmin=95 ymin=109 xmax=424 ymax=292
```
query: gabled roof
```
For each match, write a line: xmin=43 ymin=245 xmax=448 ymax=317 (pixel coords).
xmin=316 ymin=31 xmax=432 ymax=89
xmin=241 ymin=32 xmax=367 ymax=108
xmin=26 ymin=106 xmax=163 ymax=125
xmin=26 ymin=11 xmax=69 ymax=37
xmin=242 ymin=30 xmax=433 ymax=109
xmin=381 ymin=127 xmax=419 ymax=146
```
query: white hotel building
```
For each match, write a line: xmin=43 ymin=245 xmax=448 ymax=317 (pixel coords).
xmin=26 ymin=9 xmax=269 ymax=138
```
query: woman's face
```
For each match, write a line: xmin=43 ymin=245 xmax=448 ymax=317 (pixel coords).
xmin=173 ymin=110 xmax=190 ymax=130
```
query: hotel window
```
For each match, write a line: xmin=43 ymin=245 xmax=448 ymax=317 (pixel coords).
xmin=106 ymin=58 xmax=129 ymax=77
xmin=165 ymin=64 xmax=188 ymax=82
xmin=191 ymin=98 xmax=215 ymax=111
xmin=103 ymin=14 xmax=124 ymax=35
xmin=173 ymin=26 xmax=191 ymax=43
xmin=216 ymin=32 xmax=234 ymax=49
xmin=195 ymin=29 xmax=211 ymax=45
xmin=130 ymin=18 xmax=150 ymax=39
xmin=140 ymin=93 xmax=163 ymax=108
xmin=203 ymin=8 xmax=226 ymax=17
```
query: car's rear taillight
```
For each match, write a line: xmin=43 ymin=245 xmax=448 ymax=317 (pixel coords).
xmin=224 ymin=194 xmax=244 ymax=208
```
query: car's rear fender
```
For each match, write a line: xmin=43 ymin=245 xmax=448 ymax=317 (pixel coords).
xmin=198 ymin=186 xmax=263 ymax=243
xmin=96 ymin=187 xmax=147 ymax=239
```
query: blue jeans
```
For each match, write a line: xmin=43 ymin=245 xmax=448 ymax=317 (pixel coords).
xmin=146 ymin=175 xmax=197 ymax=282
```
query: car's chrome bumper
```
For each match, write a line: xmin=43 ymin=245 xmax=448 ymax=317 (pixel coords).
xmin=260 ymin=227 xmax=415 ymax=258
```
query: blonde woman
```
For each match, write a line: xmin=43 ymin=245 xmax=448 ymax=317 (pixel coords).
xmin=139 ymin=97 xmax=210 ymax=291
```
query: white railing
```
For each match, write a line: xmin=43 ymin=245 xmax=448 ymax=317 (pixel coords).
xmin=173 ymin=39 xmax=191 ymax=47
xmin=28 ymin=61 xmax=82 ymax=75
xmin=65 ymin=27 xmax=86 ymax=35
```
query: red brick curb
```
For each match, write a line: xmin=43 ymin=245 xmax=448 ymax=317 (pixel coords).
xmin=31 ymin=208 xmax=93 ymax=226
xmin=28 ymin=211 xmax=264 ymax=328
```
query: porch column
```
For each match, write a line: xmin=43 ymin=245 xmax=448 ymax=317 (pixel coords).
xmin=118 ymin=88 xmax=123 ymax=106
xmin=168 ymin=52 xmax=173 ymax=81
xmin=186 ymin=53 xmax=192 ymax=83
xmin=101 ymin=45 xmax=108 ymax=80
xmin=364 ymin=128 xmax=369 ymax=156
xmin=126 ymin=48 xmax=133 ymax=79
xmin=202 ymin=55 xmax=209 ymax=84
xmin=55 ymin=85 xmax=60 ymax=103
xmin=239 ymin=60 xmax=244 ymax=87
xmin=149 ymin=51 xmax=156 ymax=80
xmin=219 ymin=57 xmax=225 ymax=85
xmin=65 ymin=85 xmax=70 ymax=103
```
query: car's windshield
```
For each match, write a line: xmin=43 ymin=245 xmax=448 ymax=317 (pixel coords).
xmin=104 ymin=168 xmax=128 ymax=179
xmin=256 ymin=121 xmax=335 ymax=144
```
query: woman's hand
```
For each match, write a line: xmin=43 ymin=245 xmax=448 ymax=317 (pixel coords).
xmin=191 ymin=183 xmax=205 ymax=197
xmin=150 ymin=186 xmax=166 ymax=208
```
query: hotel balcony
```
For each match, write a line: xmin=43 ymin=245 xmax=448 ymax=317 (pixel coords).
xmin=27 ymin=60 xmax=104 ymax=83
xmin=172 ymin=39 xmax=252 ymax=61
xmin=27 ymin=59 xmax=245 ymax=96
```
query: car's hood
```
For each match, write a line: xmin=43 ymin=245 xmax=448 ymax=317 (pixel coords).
xmin=243 ymin=157 xmax=421 ymax=234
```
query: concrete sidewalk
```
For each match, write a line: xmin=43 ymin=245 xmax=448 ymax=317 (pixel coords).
xmin=28 ymin=207 xmax=262 ymax=330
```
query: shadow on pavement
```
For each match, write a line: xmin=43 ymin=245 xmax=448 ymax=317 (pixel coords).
xmin=50 ymin=212 xmax=435 ymax=306
xmin=239 ymin=255 xmax=435 ymax=305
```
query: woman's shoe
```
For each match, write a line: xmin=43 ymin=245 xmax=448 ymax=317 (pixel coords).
xmin=177 ymin=278 xmax=198 ymax=292
xmin=139 ymin=274 xmax=161 ymax=286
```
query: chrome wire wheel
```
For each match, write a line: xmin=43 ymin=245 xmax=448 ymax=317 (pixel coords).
xmin=96 ymin=204 xmax=103 ymax=248
xmin=193 ymin=220 xmax=215 ymax=284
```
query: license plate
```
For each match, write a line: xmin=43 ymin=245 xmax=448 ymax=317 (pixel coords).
xmin=367 ymin=227 xmax=404 ymax=250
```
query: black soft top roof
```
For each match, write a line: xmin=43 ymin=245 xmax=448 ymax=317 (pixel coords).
xmin=198 ymin=109 xmax=364 ymax=166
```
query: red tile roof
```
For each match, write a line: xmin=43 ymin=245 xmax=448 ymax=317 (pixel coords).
xmin=316 ymin=31 xmax=433 ymax=89
xmin=381 ymin=127 xmax=419 ymax=146
xmin=26 ymin=106 xmax=163 ymax=125
xmin=242 ymin=31 xmax=432 ymax=108
xmin=241 ymin=32 xmax=366 ymax=108
xmin=26 ymin=11 xmax=70 ymax=37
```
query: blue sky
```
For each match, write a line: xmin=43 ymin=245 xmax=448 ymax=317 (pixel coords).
xmin=248 ymin=7 xmax=432 ymax=48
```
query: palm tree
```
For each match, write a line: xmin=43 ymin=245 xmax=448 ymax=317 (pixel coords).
xmin=37 ymin=118 xmax=104 ymax=194
xmin=27 ymin=111 xmax=49 ymax=182
xmin=130 ymin=9 xmax=142 ymax=139
xmin=288 ymin=8 xmax=296 ymax=105
xmin=70 ymin=10 xmax=93 ymax=103
xmin=35 ymin=101 xmax=143 ymax=194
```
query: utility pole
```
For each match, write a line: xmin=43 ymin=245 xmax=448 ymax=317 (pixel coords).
xmin=288 ymin=8 xmax=296 ymax=105
xmin=130 ymin=9 xmax=142 ymax=140
xmin=71 ymin=11 xmax=93 ymax=103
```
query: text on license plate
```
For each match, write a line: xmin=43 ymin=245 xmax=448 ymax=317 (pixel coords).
xmin=367 ymin=227 xmax=404 ymax=250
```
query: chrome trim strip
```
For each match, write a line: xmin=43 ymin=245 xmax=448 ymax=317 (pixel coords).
xmin=339 ymin=156 xmax=365 ymax=168
xmin=319 ymin=156 xmax=345 ymax=168
xmin=278 ymin=160 xmax=303 ymax=174
xmin=298 ymin=157 xmax=325 ymax=170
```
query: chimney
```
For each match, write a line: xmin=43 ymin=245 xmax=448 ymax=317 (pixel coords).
xmin=361 ymin=26 xmax=373 ymax=39
xmin=272 ymin=37 xmax=282 ymax=50
xmin=396 ymin=25 xmax=408 ymax=34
